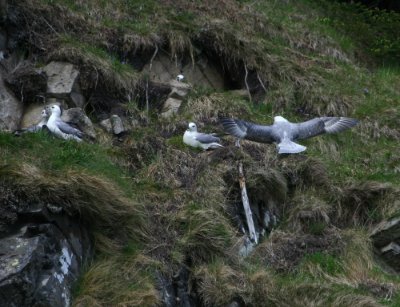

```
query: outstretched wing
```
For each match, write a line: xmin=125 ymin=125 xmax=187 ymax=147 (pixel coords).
xmin=295 ymin=117 xmax=358 ymax=140
xmin=56 ymin=119 xmax=83 ymax=138
xmin=195 ymin=133 xmax=220 ymax=144
xmin=219 ymin=117 xmax=275 ymax=143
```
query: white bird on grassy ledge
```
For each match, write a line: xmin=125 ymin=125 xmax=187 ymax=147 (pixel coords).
xmin=46 ymin=104 xmax=83 ymax=142
xmin=183 ymin=122 xmax=223 ymax=150
xmin=220 ymin=115 xmax=359 ymax=154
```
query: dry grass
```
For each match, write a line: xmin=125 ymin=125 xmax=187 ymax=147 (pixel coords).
xmin=74 ymin=254 xmax=160 ymax=307
xmin=177 ymin=205 xmax=238 ymax=263
xmin=334 ymin=181 xmax=399 ymax=226
xmin=184 ymin=92 xmax=252 ymax=124
xmin=0 ymin=162 xmax=143 ymax=247
xmin=341 ymin=229 xmax=374 ymax=283
xmin=286 ymin=190 xmax=331 ymax=234
xmin=252 ymin=229 xmax=343 ymax=273
xmin=194 ymin=261 xmax=251 ymax=306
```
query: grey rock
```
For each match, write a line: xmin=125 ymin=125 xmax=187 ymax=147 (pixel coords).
xmin=110 ymin=114 xmax=125 ymax=135
xmin=62 ymin=107 xmax=96 ymax=139
xmin=0 ymin=190 xmax=92 ymax=307
xmin=143 ymin=54 xmax=224 ymax=90
xmin=70 ymin=91 xmax=85 ymax=108
xmin=0 ymin=29 xmax=7 ymax=51
xmin=168 ymin=80 xmax=191 ymax=99
xmin=100 ymin=118 xmax=112 ymax=133
xmin=371 ymin=217 xmax=400 ymax=271
xmin=4 ymin=59 xmax=47 ymax=103
xmin=19 ymin=103 xmax=46 ymax=129
xmin=161 ymin=97 xmax=182 ymax=118
xmin=42 ymin=62 xmax=85 ymax=107
xmin=371 ymin=217 xmax=400 ymax=248
xmin=43 ymin=62 xmax=79 ymax=96
xmin=0 ymin=75 xmax=23 ymax=131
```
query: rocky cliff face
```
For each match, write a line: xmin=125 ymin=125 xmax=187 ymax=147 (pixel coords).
xmin=0 ymin=186 xmax=92 ymax=307
xmin=0 ymin=0 xmax=399 ymax=306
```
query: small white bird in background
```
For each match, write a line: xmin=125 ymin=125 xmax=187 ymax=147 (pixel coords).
xmin=176 ymin=74 xmax=184 ymax=82
xmin=183 ymin=122 xmax=223 ymax=150
xmin=46 ymin=104 xmax=83 ymax=142
xmin=220 ymin=115 xmax=358 ymax=154
xmin=14 ymin=108 xmax=50 ymax=136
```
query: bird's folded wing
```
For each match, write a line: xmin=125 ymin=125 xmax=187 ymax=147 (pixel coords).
xmin=56 ymin=120 xmax=83 ymax=137
xmin=195 ymin=133 xmax=220 ymax=144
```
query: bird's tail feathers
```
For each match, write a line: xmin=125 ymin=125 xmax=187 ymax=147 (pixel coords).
xmin=277 ymin=139 xmax=306 ymax=154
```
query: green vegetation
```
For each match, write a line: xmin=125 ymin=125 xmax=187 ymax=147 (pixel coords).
xmin=4 ymin=0 xmax=400 ymax=306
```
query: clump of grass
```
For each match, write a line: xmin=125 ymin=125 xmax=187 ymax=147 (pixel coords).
xmin=334 ymin=181 xmax=399 ymax=226
xmin=74 ymin=254 xmax=160 ymax=306
xmin=0 ymin=132 xmax=133 ymax=195
xmin=177 ymin=202 xmax=237 ymax=263
xmin=0 ymin=162 xmax=142 ymax=240
xmin=252 ymin=229 xmax=343 ymax=273
xmin=183 ymin=91 xmax=252 ymax=123
xmin=194 ymin=260 xmax=251 ymax=306
xmin=286 ymin=190 xmax=331 ymax=234
xmin=302 ymin=252 xmax=344 ymax=276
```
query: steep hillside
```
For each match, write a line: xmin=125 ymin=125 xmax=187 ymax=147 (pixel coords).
xmin=0 ymin=0 xmax=399 ymax=306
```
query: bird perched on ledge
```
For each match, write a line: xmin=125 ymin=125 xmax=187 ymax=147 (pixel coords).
xmin=183 ymin=122 xmax=223 ymax=150
xmin=220 ymin=115 xmax=358 ymax=154
xmin=46 ymin=104 xmax=83 ymax=142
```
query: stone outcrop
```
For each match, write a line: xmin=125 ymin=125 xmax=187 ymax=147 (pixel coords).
xmin=42 ymin=62 xmax=85 ymax=108
xmin=161 ymin=97 xmax=183 ymax=118
xmin=0 ymin=187 xmax=92 ymax=307
xmin=0 ymin=75 xmax=23 ymax=131
xmin=371 ymin=217 xmax=400 ymax=271
xmin=4 ymin=58 xmax=47 ymax=104
xmin=19 ymin=103 xmax=46 ymax=129
xmin=160 ymin=80 xmax=191 ymax=118
xmin=61 ymin=107 xmax=96 ymax=140
xmin=143 ymin=53 xmax=224 ymax=90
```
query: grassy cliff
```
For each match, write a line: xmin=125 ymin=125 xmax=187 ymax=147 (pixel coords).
xmin=1 ymin=0 xmax=400 ymax=305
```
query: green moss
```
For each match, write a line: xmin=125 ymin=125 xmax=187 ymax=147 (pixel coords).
xmin=0 ymin=132 xmax=133 ymax=196
xmin=166 ymin=135 xmax=186 ymax=150
xmin=303 ymin=252 xmax=344 ymax=276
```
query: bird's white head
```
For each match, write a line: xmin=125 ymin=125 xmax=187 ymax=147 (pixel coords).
xmin=274 ymin=116 xmax=289 ymax=123
xmin=41 ymin=108 xmax=50 ymax=118
xmin=50 ymin=104 xmax=62 ymax=116
xmin=187 ymin=122 xmax=197 ymax=132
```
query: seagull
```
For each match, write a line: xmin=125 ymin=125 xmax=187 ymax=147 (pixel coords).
xmin=220 ymin=115 xmax=358 ymax=154
xmin=14 ymin=108 xmax=50 ymax=136
xmin=46 ymin=104 xmax=83 ymax=142
xmin=183 ymin=122 xmax=223 ymax=150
